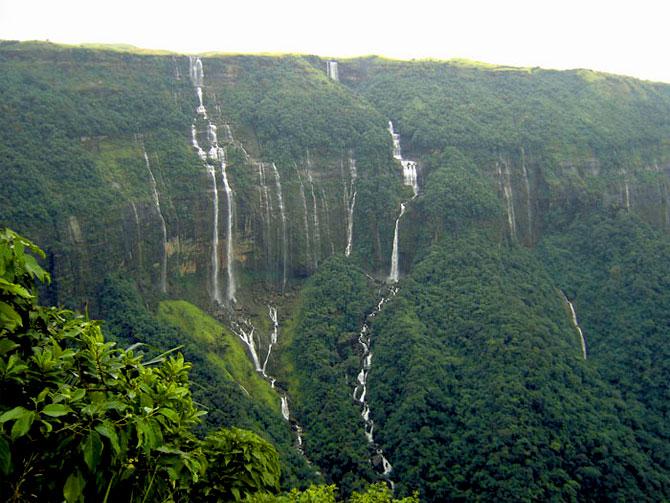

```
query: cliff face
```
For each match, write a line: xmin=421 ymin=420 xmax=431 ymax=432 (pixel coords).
xmin=0 ymin=43 xmax=404 ymax=310
xmin=2 ymin=43 xmax=669 ymax=309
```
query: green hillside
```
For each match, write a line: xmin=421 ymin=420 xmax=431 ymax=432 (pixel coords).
xmin=2 ymin=40 xmax=670 ymax=501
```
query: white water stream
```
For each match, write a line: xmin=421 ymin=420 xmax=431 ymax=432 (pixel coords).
xmin=345 ymin=158 xmax=358 ymax=257
xmin=561 ymin=291 xmax=588 ymax=360
xmin=270 ymin=163 xmax=288 ymax=292
xmin=387 ymin=122 xmax=418 ymax=282
xmin=189 ymin=56 xmax=237 ymax=304
xmin=326 ymin=61 xmax=339 ymax=81
xmin=353 ymin=286 xmax=399 ymax=483
xmin=497 ymin=161 xmax=517 ymax=240
xmin=141 ymin=146 xmax=168 ymax=293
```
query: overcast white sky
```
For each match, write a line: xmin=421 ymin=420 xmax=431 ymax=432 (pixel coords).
xmin=1 ymin=0 xmax=669 ymax=82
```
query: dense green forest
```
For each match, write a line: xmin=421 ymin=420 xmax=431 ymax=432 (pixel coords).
xmin=2 ymin=40 xmax=670 ymax=501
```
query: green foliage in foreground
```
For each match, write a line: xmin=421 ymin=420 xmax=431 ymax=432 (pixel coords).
xmin=0 ymin=229 xmax=280 ymax=502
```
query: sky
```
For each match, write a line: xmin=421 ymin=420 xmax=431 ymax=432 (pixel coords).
xmin=1 ymin=0 xmax=669 ymax=82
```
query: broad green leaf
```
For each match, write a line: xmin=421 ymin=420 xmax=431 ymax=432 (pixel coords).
xmin=0 ymin=406 xmax=30 ymax=423
xmin=11 ymin=411 xmax=34 ymax=440
xmin=63 ymin=470 xmax=85 ymax=503
xmin=0 ymin=278 xmax=32 ymax=298
xmin=0 ymin=339 xmax=19 ymax=355
xmin=42 ymin=403 xmax=72 ymax=417
xmin=0 ymin=435 xmax=11 ymax=475
xmin=94 ymin=423 xmax=121 ymax=455
xmin=82 ymin=430 xmax=103 ymax=471
xmin=0 ymin=301 xmax=22 ymax=330
xmin=157 ymin=407 xmax=180 ymax=422
xmin=22 ymin=253 xmax=48 ymax=283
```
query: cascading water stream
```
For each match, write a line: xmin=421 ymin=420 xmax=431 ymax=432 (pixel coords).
xmin=352 ymin=286 xmax=399 ymax=484
xmin=142 ymin=146 xmax=168 ymax=293
xmin=388 ymin=204 xmax=406 ymax=283
xmin=326 ymin=61 xmax=339 ymax=81
xmin=219 ymin=148 xmax=237 ymax=303
xmin=345 ymin=158 xmax=357 ymax=257
xmin=520 ymin=147 xmax=532 ymax=239
xmin=130 ymin=201 xmax=143 ymax=269
xmin=189 ymin=56 xmax=238 ymax=305
xmin=387 ymin=122 xmax=419 ymax=282
xmin=234 ymin=307 xmax=307 ymax=454
xmin=307 ymin=168 xmax=322 ymax=268
xmin=270 ymin=163 xmax=288 ymax=292
xmin=321 ymin=187 xmax=336 ymax=254
xmin=296 ymin=169 xmax=312 ymax=269
xmin=497 ymin=161 xmax=517 ymax=240
xmin=561 ymin=291 xmax=588 ymax=360
xmin=261 ymin=306 xmax=279 ymax=376
xmin=231 ymin=319 xmax=262 ymax=371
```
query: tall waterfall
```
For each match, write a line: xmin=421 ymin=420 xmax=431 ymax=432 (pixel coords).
xmin=261 ymin=305 xmax=279 ymax=376
xmin=388 ymin=121 xmax=419 ymax=196
xmin=142 ymin=146 xmax=168 ymax=294
xmin=520 ymin=147 xmax=532 ymax=239
xmin=326 ymin=61 xmax=339 ymax=81
xmin=257 ymin=162 xmax=273 ymax=271
xmin=387 ymin=122 xmax=418 ymax=282
xmin=306 ymin=165 xmax=321 ymax=268
xmin=130 ymin=201 xmax=143 ymax=269
xmin=497 ymin=161 xmax=517 ymax=240
xmin=353 ymin=286 xmax=399 ymax=484
xmin=189 ymin=56 xmax=237 ymax=304
xmin=321 ymin=187 xmax=336 ymax=254
xmin=345 ymin=158 xmax=358 ymax=257
xmin=297 ymin=169 xmax=312 ymax=269
xmin=623 ymin=172 xmax=632 ymax=211
xmin=270 ymin=163 xmax=288 ymax=292
xmin=219 ymin=149 xmax=237 ymax=303
xmin=388 ymin=204 xmax=406 ymax=283
xmin=561 ymin=292 xmax=588 ymax=360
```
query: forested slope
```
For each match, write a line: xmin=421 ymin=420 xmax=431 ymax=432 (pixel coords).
xmin=2 ymin=41 xmax=670 ymax=501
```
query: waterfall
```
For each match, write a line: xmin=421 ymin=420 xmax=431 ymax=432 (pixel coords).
xmin=233 ymin=308 xmax=309 ymax=457
xmin=207 ymin=163 xmax=223 ymax=304
xmin=257 ymin=162 xmax=274 ymax=272
xmin=345 ymin=158 xmax=357 ymax=257
xmin=219 ymin=149 xmax=237 ymax=303
xmin=497 ymin=161 xmax=517 ymax=240
xmin=231 ymin=319 xmax=262 ymax=371
xmin=189 ymin=56 xmax=239 ymax=304
xmin=326 ymin=61 xmax=339 ymax=81
xmin=270 ymin=163 xmax=288 ymax=292
xmin=561 ymin=291 xmax=588 ymax=360
xmin=386 ymin=123 xmax=419 ymax=282
xmin=297 ymin=169 xmax=312 ymax=269
xmin=261 ymin=305 xmax=279 ymax=376
xmin=388 ymin=121 xmax=419 ymax=196
xmin=321 ymin=187 xmax=336 ymax=254
xmin=281 ymin=395 xmax=290 ymax=421
xmin=520 ymin=147 xmax=532 ymax=239
xmin=388 ymin=204 xmax=406 ymax=283
xmin=130 ymin=201 xmax=143 ymax=269
xmin=352 ymin=286 xmax=398 ymax=484
xmin=624 ymin=182 xmax=631 ymax=211
xmin=142 ymin=146 xmax=168 ymax=294
xmin=307 ymin=168 xmax=321 ymax=268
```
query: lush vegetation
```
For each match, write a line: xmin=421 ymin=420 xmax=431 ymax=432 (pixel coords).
xmin=0 ymin=229 xmax=281 ymax=501
xmin=3 ymin=40 xmax=670 ymax=502
xmin=284 ymin=256 xmax=378 ymax=495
